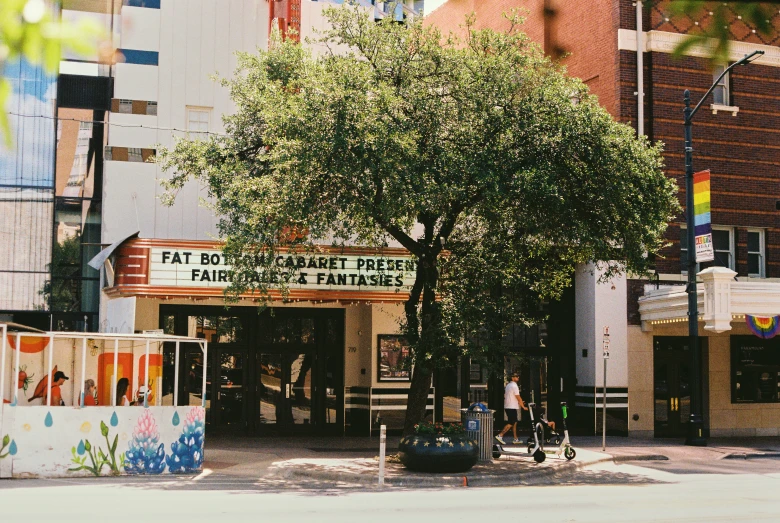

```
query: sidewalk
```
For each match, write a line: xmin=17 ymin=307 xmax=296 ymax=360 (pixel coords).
xmin=199 ymin=433 xmax=780 ymax=488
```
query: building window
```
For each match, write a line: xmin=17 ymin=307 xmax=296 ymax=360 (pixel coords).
xmin=118 ymin=99 xmax=133 ymax=114
xmin=732 ymin=336 xmax=780 ymax=403
xmin=712 ymin=65 xmax=730 ymax=106
xmin=712 ymin=228 xmax=734 ymax=269
xmin=747 ymin=229 xmax=765 ymax=278
xmin=187 ymin=107 xmax=210 ymax=136
xmin=146 ymin=101 xmax=157 ymax=115
xmin=680 ymin=226 xmax=734 ymax=272
xmin=128 ymin=147 xmax=143 ymax=162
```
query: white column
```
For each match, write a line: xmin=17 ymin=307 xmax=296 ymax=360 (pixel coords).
xmin=700 ymin=266 xmax=737 ymax=333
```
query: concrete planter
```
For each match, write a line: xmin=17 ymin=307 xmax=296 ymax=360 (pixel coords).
xmin=398 ymin=433 xmax=478 ymax=473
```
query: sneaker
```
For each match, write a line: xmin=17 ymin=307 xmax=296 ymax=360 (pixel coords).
xmin=494 ymin=435 xmax=504 ymax=443
xmin=512 ymin=439 xmax=523 ymax=444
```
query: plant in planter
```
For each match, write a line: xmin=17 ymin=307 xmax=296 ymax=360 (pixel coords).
xmin=398 ymin=421 xmax=478 ymax=473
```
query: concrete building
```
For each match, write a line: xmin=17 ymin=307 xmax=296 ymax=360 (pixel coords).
xmin=426 ymin=0 xmax=780 ymax=437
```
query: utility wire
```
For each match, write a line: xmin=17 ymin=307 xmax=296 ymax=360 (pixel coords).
xmin=7 ymin=111 xmax=228 ymax=137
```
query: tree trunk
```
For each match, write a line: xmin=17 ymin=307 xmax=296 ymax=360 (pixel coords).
xmin=403 ymin=365 xmax=433 ymax=435
xmin=401 ymin=243 xmax=439 ymax=435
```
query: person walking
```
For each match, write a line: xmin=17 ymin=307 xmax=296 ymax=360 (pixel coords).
xmin=495 ymin=372 xmax=528 ymax=444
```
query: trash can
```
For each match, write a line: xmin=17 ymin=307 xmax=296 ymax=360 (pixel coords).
xmin=462 ymin=404 xmax=495 ymax=462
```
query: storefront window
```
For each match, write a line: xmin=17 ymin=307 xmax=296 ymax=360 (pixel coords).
xmin=48 ymin=199 xmax=101 ymax=314
xmin=187 ymin=316 xmax=243 ymax=343
xmin=271 ymin=317 xmax=315 ymax=344
xmin=732 ymin=336 xmax=780 ymax=403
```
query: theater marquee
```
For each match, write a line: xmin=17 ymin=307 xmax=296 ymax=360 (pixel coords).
xmin=149 ymin=248 xmax=417 ymax=291
xmin=105 ymin=238 xmax=417 ymax=301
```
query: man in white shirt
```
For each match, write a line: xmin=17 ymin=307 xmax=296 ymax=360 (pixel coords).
xmin=495 ymin=372 xmax=528 ymax=444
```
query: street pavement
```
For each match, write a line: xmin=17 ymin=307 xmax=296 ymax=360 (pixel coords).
xmin=1 ymin=433 xmax=779 ymax=488
xmin=1 ymin=456 xmax=779 ymax=522
xmin=1 ymin=434 xmax=780 ymax=522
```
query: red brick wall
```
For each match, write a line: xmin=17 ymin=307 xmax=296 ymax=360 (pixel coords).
xmin=556 ymin=0 xmax=620 ymax=116
xmin=615 ymin=0 xmax=779 ymax=279
xmin=424 ymin=0 xmax=620 ymax=117
xmin=646 ymin=54 xmax=780 ymax=277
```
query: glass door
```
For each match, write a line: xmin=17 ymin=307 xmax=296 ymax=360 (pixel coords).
xmin=287 ymin=352 xmax=314 ymax=426
xmin=258 ymin=353 xmax=282 ymax=426
xmin=215 ymin=349 xmax=248 ymax=428
xmin=257 ymin=351 xmax=314 ymax=433
xmin=654 ymin=338 xmax=692 ymax=437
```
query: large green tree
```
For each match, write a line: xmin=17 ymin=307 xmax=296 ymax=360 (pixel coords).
xmin=159 ymin=5 xmax=679 ymax=434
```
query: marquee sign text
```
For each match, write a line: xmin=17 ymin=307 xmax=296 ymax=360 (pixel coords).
xmin=149 ymin=248 xmax=417 ymax=291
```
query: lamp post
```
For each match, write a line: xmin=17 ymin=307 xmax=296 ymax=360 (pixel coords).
xmin=683 ymin=49 xmax=764 ymax=447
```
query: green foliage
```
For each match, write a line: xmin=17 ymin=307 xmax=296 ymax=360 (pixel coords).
xmin=158 ymin=4 xmax=679 ymax=430
xmin=414 ymin=421 xmax=466 ymax=436
xmin=0 ymin=0 xmax=103 ymax=146
xmin=38 ymin=233 xmax=81 ymax=312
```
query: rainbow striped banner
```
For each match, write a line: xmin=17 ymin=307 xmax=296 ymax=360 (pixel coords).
xmin=746 ymin=315 xmax=780 ymax=339
xmin=693 ymin=170 xmax=714 ymax=263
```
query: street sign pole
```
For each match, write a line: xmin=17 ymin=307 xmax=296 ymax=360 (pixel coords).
xmin=602 ymin=326 xmax=610 ymax=451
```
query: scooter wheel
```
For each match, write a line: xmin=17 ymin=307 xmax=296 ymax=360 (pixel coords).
xmin=564 ymin=447 xmax=576 ymax=461
xmin=492 ymin=444 xmax=502 ymax=459
xmin=552 ymin=435 xmax=562 ymax=446
xmin=527 ymin=444 xmax=534 ymax=454
xmin=533 ymin=449 xmax=546 ymax=463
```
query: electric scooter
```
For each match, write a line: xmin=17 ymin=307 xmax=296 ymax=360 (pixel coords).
xmin=558 ymin=402 xmax=576 ymax=461
xmin=525 ymin=402 xmax=576 ymax=461
xmin=492 ymin=402 xmax=546 ymax=463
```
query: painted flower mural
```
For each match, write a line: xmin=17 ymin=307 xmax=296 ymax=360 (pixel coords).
xmin=167 ymin=407 xmax=204 ymax=473
xmin=124 ymin=409 xmax=166 ymax=474
xmin=0 ymin=434 xmax=17 ymax=459
xmin=69 ymin=420 xmax=122 ymax=476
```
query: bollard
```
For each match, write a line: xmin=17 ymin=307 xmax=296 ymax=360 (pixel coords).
xmin=378 ymin=424 xmax=386 ymax=486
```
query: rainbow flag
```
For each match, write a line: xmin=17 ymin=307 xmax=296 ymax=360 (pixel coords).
xmin=746 ymin=315 xmax=780 ymax=339
xmin=693 ymin=170 xmax=714 ymax=263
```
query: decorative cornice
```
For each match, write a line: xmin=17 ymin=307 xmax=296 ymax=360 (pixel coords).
xmin=639 ymin=269 xmax=780 ymax=332
xmin=618 ymin=29 xmax=780 ymax=68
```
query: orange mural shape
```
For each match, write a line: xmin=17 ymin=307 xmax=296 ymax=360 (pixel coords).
xmin=8 ymin=334 xmax=49 ymax=354
xmin=29 ymin=365 xmax=57 ymax=403
xmin=137 ymin=354 xmax=162 ymax=405
xmin=98 ymin=353 xmax=133 ymax=406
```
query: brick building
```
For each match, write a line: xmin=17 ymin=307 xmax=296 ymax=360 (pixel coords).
xmin=427 ymin=1 xmax=780 ymax=437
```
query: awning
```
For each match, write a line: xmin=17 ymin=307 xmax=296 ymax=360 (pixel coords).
xmin=87 ymin=230 xmax=140 ymax=271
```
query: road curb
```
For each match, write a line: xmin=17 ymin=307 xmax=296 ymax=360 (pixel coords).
xmin=277 ymin=452 xmax=668 ymax=488
xmin=722 ymin=451 xmax=780 ymax=460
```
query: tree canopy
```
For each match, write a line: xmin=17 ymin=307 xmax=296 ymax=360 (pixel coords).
xmin=159 ymin=4 xmax=679 ymax=433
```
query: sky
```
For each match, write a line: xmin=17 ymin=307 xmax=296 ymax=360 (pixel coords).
xmin=0 ymin=58 xmax=57 ymax=188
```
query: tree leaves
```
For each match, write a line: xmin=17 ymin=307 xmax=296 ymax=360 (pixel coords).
xmin=158 ymin=4 xmax=679 ymax=427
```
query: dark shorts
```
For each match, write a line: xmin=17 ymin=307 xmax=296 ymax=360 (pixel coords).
xmin=505 ymin=408 xmax=519 ymax=425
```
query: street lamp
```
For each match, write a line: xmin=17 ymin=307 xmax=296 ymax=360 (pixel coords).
xmin=683 ymin=49 xmax=764 ymax=447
